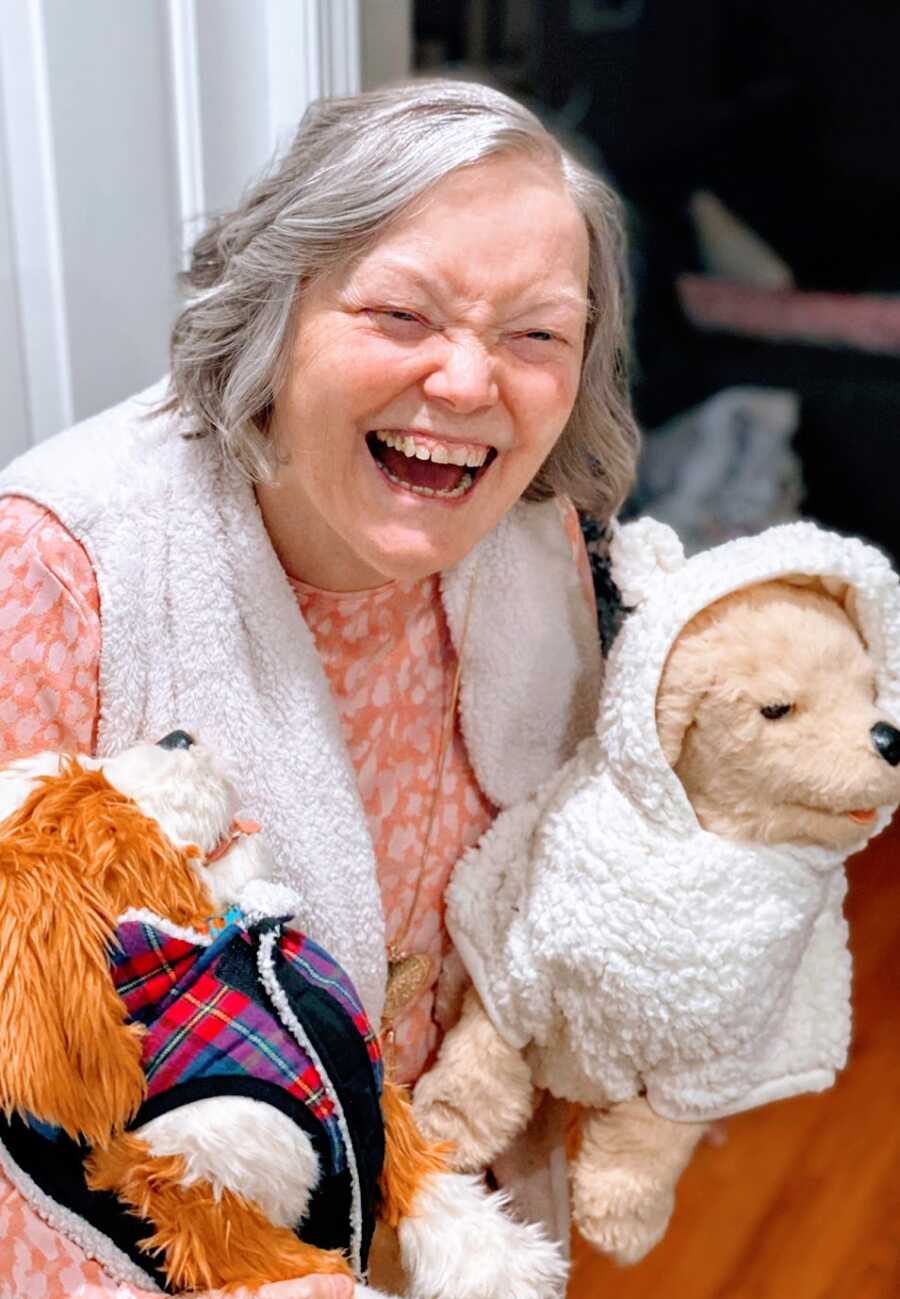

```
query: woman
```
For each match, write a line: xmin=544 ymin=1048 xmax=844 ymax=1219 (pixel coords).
xmin=0 ymin=79 xmax=638 ymax=1297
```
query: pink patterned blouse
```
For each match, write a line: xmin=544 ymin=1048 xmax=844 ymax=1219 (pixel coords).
xmin=0 ymin=493 xmax=594 ymax=1297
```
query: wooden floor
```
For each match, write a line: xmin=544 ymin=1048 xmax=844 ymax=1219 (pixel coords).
xmin=569 ymin=817 xmax=900 ymax=1299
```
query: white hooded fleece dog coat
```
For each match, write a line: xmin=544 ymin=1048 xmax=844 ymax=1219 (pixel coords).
xmin=447 ymin=520 xmax=900 ymax=1123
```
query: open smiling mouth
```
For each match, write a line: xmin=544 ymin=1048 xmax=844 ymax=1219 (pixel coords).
xmin=366 ymin=429 xmax=497 ymax=501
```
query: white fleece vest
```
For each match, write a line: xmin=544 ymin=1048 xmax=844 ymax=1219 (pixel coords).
xmin=0 ymin=382 xmax=601 ymax=1027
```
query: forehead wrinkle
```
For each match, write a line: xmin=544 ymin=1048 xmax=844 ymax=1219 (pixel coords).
xmin=351 ymin=252 xmax=588 ymax=322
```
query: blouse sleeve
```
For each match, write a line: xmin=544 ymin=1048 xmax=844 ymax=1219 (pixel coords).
xmin=0 ymin=1168 xmax=149 ymax=1297
xmin=0 ymin=500 xmax=120 ymax=1295
xmin=0 ymin=495 xmax=100 ymax=760
xmin=0 ymin=1165 xmax=243 ymax=1298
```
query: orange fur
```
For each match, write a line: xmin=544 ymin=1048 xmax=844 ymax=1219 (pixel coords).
xmin=0 ymin=760 xmax=213 ymax=1147
xmin=1 ymin=758 xmax=451 ymax=1288
xmin=378 ymin=1078 xmax=451 ymax=1229
xmin=87 ymin=1133 xmax=352 ymax=1292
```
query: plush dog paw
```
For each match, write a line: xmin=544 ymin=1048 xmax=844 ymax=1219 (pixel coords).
xmin=411 ymin=1073 xmax=490 ymax=1172
xmin=572 ymin=1164 xmax=675 ymax=1266
xmin=398 ymin=1172 xmax=568 ymax=1299
xmin=412 ymin=989 xmax=536 ymax=1173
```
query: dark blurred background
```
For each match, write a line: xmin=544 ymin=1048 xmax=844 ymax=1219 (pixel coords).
xmin=415 ymin=0 xmax=900 ymax=562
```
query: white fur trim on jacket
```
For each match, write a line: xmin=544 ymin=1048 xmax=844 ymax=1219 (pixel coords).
xmin=0 ymin=382 xmax=600 ymax=1029
xmin=447 ymin=520 xmax=900 ymax=1123
xmin=255 ymin=927 xmax=365 ymax=1278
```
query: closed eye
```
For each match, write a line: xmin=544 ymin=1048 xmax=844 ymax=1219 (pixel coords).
xmin=363 ymin=308 xmax=433 ymax=340
xmin=381 ymin=309 xmax=423 ymax=323
xmin=507 ymin=329 xmax=568 ymax=361
xmin=364 ymin=306 xmax=431 ymax=324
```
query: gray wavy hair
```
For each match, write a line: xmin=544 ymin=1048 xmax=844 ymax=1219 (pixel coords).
xmin=166 ymin=78 xmax=639 ymax=520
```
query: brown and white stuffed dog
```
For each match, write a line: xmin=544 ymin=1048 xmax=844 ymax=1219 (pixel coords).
xmin=414 ymin=519 xmax=900 ymax=1266
xmin=0 ymin=736 xmax=566 ymax=1298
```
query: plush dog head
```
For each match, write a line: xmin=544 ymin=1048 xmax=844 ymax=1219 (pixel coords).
xmin=0 ymin=733 xmax=268 ymax=1147
xmin=656 ymin=580 xmax=900 ymax=848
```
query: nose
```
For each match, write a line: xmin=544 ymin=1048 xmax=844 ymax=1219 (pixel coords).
xmin=422 ymin=336 xmax=499 ymax=414
xmin=871 ymin=722 xmax=900 ymax=767
xmin=157 ymin=729 xmax=195 ymax=751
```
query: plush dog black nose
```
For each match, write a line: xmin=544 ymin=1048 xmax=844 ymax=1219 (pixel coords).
xmin=871 ymin=722 xmax=900 ymax=767
xmin=157 ymin=730 xmax=195 ymax=751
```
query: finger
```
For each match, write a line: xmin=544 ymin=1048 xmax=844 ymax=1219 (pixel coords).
xmin=299 ymin=1279 xmax=354 ymax=1299
xmin=257 ymin=1277 xmax=354 ymax=1299
xmin=213 ymin=1276 xmax=354 ymax=1299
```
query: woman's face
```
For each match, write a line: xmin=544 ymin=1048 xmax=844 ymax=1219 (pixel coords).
xmin=260 ymin=152 xmax=590 ymax=590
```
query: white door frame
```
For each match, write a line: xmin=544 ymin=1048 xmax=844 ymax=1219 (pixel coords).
xmin=166 ymin=0 xmax=362 ymax=266
xmin=0 ymin=0 xmax=363 ymax=452
xmin=0 ymin=0 xmax=74 ymax=444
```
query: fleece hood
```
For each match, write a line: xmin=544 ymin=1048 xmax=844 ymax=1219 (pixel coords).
xmin=447 ymin=519 xmax=900 ymax=1123
xmin=601 ymin=517 xmax=900 ymax=841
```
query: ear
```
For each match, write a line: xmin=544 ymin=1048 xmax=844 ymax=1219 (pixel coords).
xmin=608 ymin=518 xmax=685 ymax=609
xmin=0 ymin=772 xmax=146 ymax=1148
xmin=655 ymin=624 xmax=711 ymax=769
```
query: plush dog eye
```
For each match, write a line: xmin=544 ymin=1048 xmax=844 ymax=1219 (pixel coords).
xmin=760 ymin=703 xmax=793 ymax=720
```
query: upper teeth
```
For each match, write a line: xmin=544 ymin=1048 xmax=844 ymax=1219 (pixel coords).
xmin=374 ymin=430 xmax=489 ymax=469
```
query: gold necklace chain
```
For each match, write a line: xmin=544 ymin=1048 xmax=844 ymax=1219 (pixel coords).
xmin=381 ymin=562 xmax=479 ymax=1042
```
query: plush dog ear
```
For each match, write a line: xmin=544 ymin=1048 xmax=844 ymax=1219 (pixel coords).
xmin=655 ymin=622 xmax=712 ymax=769
xmin=0 ymin=764 xmax=151 ymax=1147
xmin=608 ymin=518 xmax=685 ymax=609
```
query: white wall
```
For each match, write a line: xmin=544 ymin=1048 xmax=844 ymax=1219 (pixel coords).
xmin=0 ymin=95 xmax=30 ymax=461
xmin=0 ymin=0 xmax=392 ymax=468
xmin=42 ymin=0 xmax=179 ymax=426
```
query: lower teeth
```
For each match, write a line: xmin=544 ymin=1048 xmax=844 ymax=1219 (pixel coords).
xmin=379 ymin=463 xmax=475 ymax=498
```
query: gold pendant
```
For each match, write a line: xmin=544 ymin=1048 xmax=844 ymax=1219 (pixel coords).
xmin=383 ymin=952 xmax=434 ymax=1026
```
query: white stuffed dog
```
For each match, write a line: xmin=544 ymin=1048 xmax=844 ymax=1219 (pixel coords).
xmin=415 ymin=519 xmax=900 ymax=1264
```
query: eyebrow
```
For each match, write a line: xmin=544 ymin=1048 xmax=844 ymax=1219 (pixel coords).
xmin=351 ymin=256 xmax=590 ymax=318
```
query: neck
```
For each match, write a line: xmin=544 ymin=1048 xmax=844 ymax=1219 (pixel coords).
xmin=255 ymin=480 xmax=390 ymax=592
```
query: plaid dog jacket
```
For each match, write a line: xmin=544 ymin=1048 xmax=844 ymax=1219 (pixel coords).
xmin=1 ymin=906 xmax=385 ymax=1290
